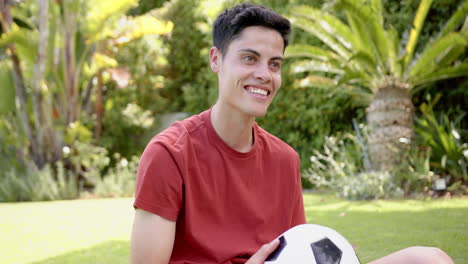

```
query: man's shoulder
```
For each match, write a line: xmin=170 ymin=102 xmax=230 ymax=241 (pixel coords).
xmin=256 ymin=125 xmax=299 ymax=159
xmin=148 ymin=110 xmax=208 ymax=149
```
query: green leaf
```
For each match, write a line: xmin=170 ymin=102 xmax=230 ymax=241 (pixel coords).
xmin=438 ymin=0 xmax=468 ymax=38
xmin=385 ymin=25 xmax=401 ymax=76
xmin=335 ymin=0 xmax=389 ymax=71
xmin=290 ymin=59 xmax=344 ymax=75
xmin=370 ymin=0 xmax=383 ymax=26
xmin=0 ymin=24 xmax=37 ymax=67
xmin=285 ymin=44 xmax=342 ymax=63
xmin=404 ymin=0 xmax=433 ymax=67
xmin=290 ymin=5 xmax=358 ymax=51
xmin=412 ymin=62 xmax=468 ymax=87
xmin=347 ymin=51 xmax=378 ymax=76
xmin=0 ymin=63 xmax=15 ymax=114
xmin=287 ymin=15 xmax=351 ymax=60
xmin=113 ymin=15 xmax=173 ymax=44
xmin=295 ymin=75 xmax=337 ymax=88
xmin=409 ymin=33 xmax=467 ymax=79
xmin=84 ymin=0 xmax=139 ymax=42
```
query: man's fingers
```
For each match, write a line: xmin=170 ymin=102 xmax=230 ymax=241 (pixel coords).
xmin=246 ymin=239 xmax=280 ymax=264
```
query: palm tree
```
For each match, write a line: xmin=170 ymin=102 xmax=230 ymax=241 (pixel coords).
xmin=287 ymin=0 xmax=468 ymax=171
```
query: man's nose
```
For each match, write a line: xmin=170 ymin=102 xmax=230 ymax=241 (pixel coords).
xmin=253 ymin=63 xmax=272 ymax=83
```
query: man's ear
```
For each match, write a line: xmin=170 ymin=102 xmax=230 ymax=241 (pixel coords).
xmin=210 ymin=46 xmax=221 ymax=73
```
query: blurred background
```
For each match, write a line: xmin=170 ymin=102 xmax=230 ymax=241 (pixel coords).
xmin=0 ymin=0 xmax=467 ymax=202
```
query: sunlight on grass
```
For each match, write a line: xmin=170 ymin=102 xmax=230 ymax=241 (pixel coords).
xmin=0 ymin=195 xmax=466 ymax=264
xmin=0 ymin=198 xmax=134 ymax=264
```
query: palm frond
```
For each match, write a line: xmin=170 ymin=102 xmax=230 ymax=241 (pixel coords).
xmin=370 ymin=0 xmax=384 ymax=26
xmin=412 ymin=62 xmax=468 ymax=88
xmin=287 ymin=16 xmax=351 ymax=59
xmin=285 ymin=44 xmax=343 ymax=64
xmin=438 ymin=0 xmax=468 ymax=38
xmin=290 ymin=5 xmax=359 ymax=51
xmin=295 ymin=75 xmax=338 ymax=88
xmin=290 ymin=59 xmax=345 ymax=75
xmin=404 ymin=0 xmax=433 ymax=67
xmin=409 ymin=33 xmax=467 ymax=79
xmin=335 ymin=0 xmax=390 ymax=72
xmin=347 ymin=51 xmax=379 ymax=76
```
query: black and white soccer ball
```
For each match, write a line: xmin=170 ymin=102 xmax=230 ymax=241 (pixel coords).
xmin=265 ymin=224 xmax=361 ymax=264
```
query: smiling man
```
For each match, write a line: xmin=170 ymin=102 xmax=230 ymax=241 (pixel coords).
xmin=130 ymin=3 xmax=454 ymax=264
xmin=131 ymin=3 xmax=304 ymax=263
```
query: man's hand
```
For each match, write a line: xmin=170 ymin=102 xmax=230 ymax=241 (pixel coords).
xmin=246 ymin=239 xmax=280 ymax=264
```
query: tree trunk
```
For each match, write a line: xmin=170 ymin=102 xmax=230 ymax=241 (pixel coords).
xmin=94 ymin=70 xmax=104 ymax=140
xmin=366 ymin=79 xmax=414 ymax=171
xmin=63 ymin=2 xmax=78 ymax=125
xmin=31 ymin=0 xmax=50 ymax=168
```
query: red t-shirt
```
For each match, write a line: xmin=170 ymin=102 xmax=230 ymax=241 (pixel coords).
xmin=134 ymin=109 xmax=306 ymax=264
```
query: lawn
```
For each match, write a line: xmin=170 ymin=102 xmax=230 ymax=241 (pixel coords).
xmin=0 ymin=194 xmax=466 ymax=264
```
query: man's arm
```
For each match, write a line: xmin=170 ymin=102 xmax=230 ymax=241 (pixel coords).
xmin=131 ymin=209 xmax=176 ymax=264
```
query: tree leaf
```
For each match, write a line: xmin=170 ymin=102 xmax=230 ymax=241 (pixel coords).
xmin=287 ymin=15 xmax=351 ymax=59
xmin=290 ymin=5 xmax=358 ymax=51
xmin=285 ymin=44 xmax=342 ymax=63
xmin=412 ymin=62 xmax=468 ymax=87
xmin=113 ymin=15 xmax=173 ymax=44
xmin=0 ymin=62 xmax=15 ymax=114
xmin=85 ymin=0 xmax=139 ymax=42
xmin=404 ymin=0 xmax=433 ymax=67
xmin=409 ymin=33 xmax=467 ymax=79
xmin=438 ymin=0 xmax=468 ymax=39
xmin=295 ymin=75 xmax=337 ymax=88
xmin=290 ymin=59 xmax=344 ymax=75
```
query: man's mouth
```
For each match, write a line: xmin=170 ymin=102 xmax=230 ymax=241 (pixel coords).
xmin=245 ymin=86 xmax=270 ymax=96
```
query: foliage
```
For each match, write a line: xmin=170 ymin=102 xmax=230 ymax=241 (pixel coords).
xmin=0 ymin=0 xmax=173 ymax=170
xmin=339 ymin=171 xmax=404 ymax=200
xmin=99 ymin=99 xmax=156 ymax=158
xmin=305 ymin=130 xmax=436 ymax=199
xmin=94 ymin=154 xmax=139 ymax=198
xmin=0 ymin=163 xmax=78 ymax=202
xmin=303 ymin=132 xmax=402 ymax=200
xmin=161 ymin=0 xmax=217 ymax=113
xmin=415 ymin=97 xmax=468 ymax=187
xmin=305 ymin=134 xmax=363 ymax=186
xmin=286 ymin=0 xmax=468 ymax=93
xmin=65 ymin=141 xmax=111 ymax=188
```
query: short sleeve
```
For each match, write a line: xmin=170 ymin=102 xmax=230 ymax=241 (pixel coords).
xmin=290 ymin=153 xmax=307 ymax=226
xmin=133 ymin=142 xmax=183 ymax=222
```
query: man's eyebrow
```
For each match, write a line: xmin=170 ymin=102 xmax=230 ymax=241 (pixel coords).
xmin=238 ymin=48 xmax=283 ymax=61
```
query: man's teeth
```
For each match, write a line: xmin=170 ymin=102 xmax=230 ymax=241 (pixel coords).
xmin=247 ymin=87 xmax=268 ymax=96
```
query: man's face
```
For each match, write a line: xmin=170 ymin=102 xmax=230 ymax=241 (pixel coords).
xmin=210 ymin=26 xmax=284 ymax=117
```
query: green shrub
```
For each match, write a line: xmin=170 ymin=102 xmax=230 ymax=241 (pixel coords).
xmin=94 ymin=154 xmax=139 ymax=198
xmin=340 ymin=171 xmax=404 ymax=200
xmin=0 ymin=162 xmax=78 ymax=202
xmin=304 ymin=130 xmax=434 ymax=199
xmin=415 ymin=99 xmax=468 ymax=189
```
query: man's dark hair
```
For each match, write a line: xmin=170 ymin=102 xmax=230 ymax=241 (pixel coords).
xmin=213 ymin=3 xmax=291 ymax=55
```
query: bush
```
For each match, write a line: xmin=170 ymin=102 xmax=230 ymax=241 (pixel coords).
xmin=304 ymin=130 xmax=434 ymax=200
xmin=0 ymin=162 xmax=78 ymax=202
xmin=415 ymin=99 xmax=467 ymax=190
xmin=94 ymin=154 xmax=139 ymax=198
xmin=340 ymin=171 xmax=403 ymax=200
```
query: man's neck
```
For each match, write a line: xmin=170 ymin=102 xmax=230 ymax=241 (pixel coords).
xmin=211 ymin=102 xmax=255 ymax=153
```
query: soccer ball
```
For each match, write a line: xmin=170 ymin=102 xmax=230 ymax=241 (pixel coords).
xmin=265 ymin=224 xmax=361 ymax=264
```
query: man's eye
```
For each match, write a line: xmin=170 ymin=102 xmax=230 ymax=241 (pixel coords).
xmin=243 ymin=55 xmax=255 ymax=62
xmin=270 ymin=62 xmax=281 ymax=70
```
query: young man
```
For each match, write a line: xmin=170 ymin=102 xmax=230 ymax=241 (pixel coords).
xmin=131 ymin=3 xmax=454 ymax=264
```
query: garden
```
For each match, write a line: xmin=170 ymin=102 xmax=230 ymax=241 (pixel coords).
xmin=0 ymin=0 xmax=467 ymax=263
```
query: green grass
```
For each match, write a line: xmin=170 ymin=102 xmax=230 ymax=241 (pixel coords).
xmin=0 ymin=194 xmax=466 ymax=264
